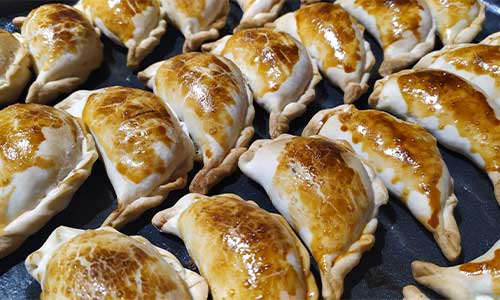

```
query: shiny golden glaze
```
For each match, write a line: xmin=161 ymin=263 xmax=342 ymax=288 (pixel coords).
xmin=273 ymin=137 xmax=370 ymax=273
xmin=26 ymin=4 xmax=95 ymax=71
xmin=459 ymin=249 xmax=500 ymax=294
xmin=0 ymin=30 xmax=20 ymax=77
xmin=353 ymin=0 xmax=423 ymax=46
xmin=179 ymin=195 xmax=309 ymax=299
xmin=331 ymin=108 xmax=443 ymax=228
xmin=0 ymin=104 xmax=77 ymax=229
xmin=156 ymin=53 xmax=245 ymax=158
xmin=42 ymin=230 xmax=189 ymax=300
xmin=171 ymin=0 xmax=206 ymax=24
xmin=222 ymin=28 xmax=299 ymax=97
xmin=398 ymin=70 xmax=500 ymax=173
xmin=83 ymin=87 xmax=175 ymax=184
xmin=426 ymin=0 xmax=477 ymax=37
xmin=81 ymin=0 xmax=159 ymax=43
xmin=296 ymin=3 xmax=360 ymax=73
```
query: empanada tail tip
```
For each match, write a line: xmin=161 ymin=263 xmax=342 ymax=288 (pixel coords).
xmin=269 ymin=111 xmax=290 ymax=139
xmin=12 ymin=16 xmax=26 ymax=28
xmin=0 ymin=235 xmax=25 ymax=259
xmin=183 ymin=29 xmax=220 ymax=53
xmin=402 ymin=285 xmax=430 ymax=300
xmin=126 ymin=20 xmax=167 ymax=70
xmin=344 ymin=82 xmax=369 ymax=104
xmin=434 ymin=194 xmax=461 ymax=261
xmin=411 ymin=260 xmax=442 ymax=283
xmin=368 ymin=82 xmax=383 ymax=108
xmin=449 ymin=2 xmax=486 ymax=45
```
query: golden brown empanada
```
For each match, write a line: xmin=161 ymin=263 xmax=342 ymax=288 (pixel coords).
xmin=204 ymin=28 xmax=320 ymax=138
xmin=56 ymin=86 xmax=194 ymax=228
xmin=152 ymin=193 xmax=319 ymax=300
xmin=13 ymin=4 xmax=103 ymax=104
xmin=482 ymin=32 xmax=500 ymax=46
xmin=0 ymin=104 xmax=97 ymax=258
xmin=234 ymin=0 xmax=285 ymax=31
xmin=139 ymin=52 xmax=254 ymax=194
xmin=26 ymin=226 xmax=208 ymax=300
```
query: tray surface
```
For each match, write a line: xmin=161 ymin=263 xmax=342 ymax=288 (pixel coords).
xmin=0 ymin=1 xmax=499 ymax=299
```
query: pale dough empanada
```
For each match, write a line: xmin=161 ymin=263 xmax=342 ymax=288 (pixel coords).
xmin=76 ymin=0 xmax=166 ymax=69
xmin=337 ymin=0 xmax=435 ymax=76
xmin=273 ymin=2 xmax=375 ymax=103
xmin=415 ymin=44 xmax=500 ymax=110
xmin=139 ymin=52 xmax=254 ymax=194
xmin=239 ymin=134 xmax=388 ymax=300
xmin=303 ymin=105 xmax=461 ymax=261
xmin=482 ymin=32 xmax=500 ymax=46
xmin=370 ymin=69 xmax=500 ymax=207
xmin=0 ymin=104 xmax=97 ymax=258
xmin=410 ymin=238 xmax=500 ymax=300
xmin=422 ymin=0 xmax=485 ymax=44
xmin=403 ymin=285 xmax=431 ymax=300
xmin=234 ymin=0 xmax=285 ymax=31
xmin=163 ymin=0 xmax=229 ymax=52
xmin=152 ymin=193 xmax=319 ymax=300
xmin=26 ymin=226 xmax=208 ymax=300
xmin=204 ymin=28 xmax=320 ymax=138
xmin=0 ymin=30 xmax=31 ymax=105
xmin=56 ymin=86 xmax=195 ymax=228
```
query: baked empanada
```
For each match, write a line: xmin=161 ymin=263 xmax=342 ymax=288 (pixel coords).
xmin=0 ymin=30 xmax=31 ymax=105
xmin=26 ymin=226 xmax=208 ymax=300
xmin=482 ymin=32 xmax=500 ymax=46
xmin=163 ymin=0 xmax=229 ymax=52
xmin=337 ymin=0 xmax=435 ymax=76
xmin=234 ymin=0 xmax=285 ymax=31
xmin=370 ymin=69 xmax=500 ymax=206
xmin=13 ymin=4 xmax=103 ymax=104
xmin=422 ymin=0 xmax=485 ymax=44
xmin=273 ymin=2 xmax=375 ymax=103
xmin=410 ymin=238 xmax=500 ymax=300
xmin=76 ymin=0 xmax=166 ymax=68
xmin=415 ymin=44 xmax=500 ymax=110
xmin=56 ymin=86 xmax=194 ymax=228
xmin=0 ymin=104 xmax=97 ymax=258
xmin=139 ymin=52 xmax=254 ymax=194
xmin=403 ymin=285 xmax=430 ymax=300
xmin=303 ymin=105 xmax=461 ymax=261
xmin=152 ymin=193 xmax=319 ymax=300
xmin=239 ymin=135 xmax=388 ymax=300
xmin=204 ymin=28 xmax=320 ymax=138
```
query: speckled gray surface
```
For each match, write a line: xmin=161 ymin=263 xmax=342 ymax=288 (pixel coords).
xmin=0 ymin=1 xmax=499 ymax=299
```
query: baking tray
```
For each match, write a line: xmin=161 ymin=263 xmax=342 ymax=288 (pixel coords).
xmin=0 ymin=1 xmax=499 ymax=299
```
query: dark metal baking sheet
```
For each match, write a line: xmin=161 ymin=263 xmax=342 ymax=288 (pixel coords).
xmin=0 ymin=1 xmax=499 ymax=299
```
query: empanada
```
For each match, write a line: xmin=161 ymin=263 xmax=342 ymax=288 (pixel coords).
xmin=410 ymin=238 xmax=500 ymax=300
xmin=415 ymin=44 xmax=500 ymax=110
xmin=0 ymin=103 xmax=97 ymax=258
xmin=273 ymin=2 xmax=375 ymax=103
xmin=56 ymin=86 xmax=195 ymax=228
xmin=337 ymin=0 xmax=435 ymax=76
xmin=303 ymin=105 xmax=461 ymax=261
xmin=203 ymin=28 xmax=320 ymax=138
xmin=163 ymin=0 xmax=229 ymax=52
xmin=152 ymin=193 xmax=319 ymax=300
xmin=370 ymin=69 xmax=500 ymax=206
xmin=26 ymin=226 xmax=208 ymax=300
xmin=13 ymin=4 xmax=103 ymax=104
xmin=234 ymin=0 xmax=285 ymax=31
xmin=482 ymin=32 xmax=500 ymax=46
xmin=76 ymin=0 xmax=166 ymax=68
xmin=238 ymin=134 xmax=388 ymax=300
xmin=139 ymin=52 xmax=254 ymax=194
xmin=0 ymin=29 xmax=31 ymax=105
xmin=403 ymin=285 xmax=430 ymax=300
xmin=422 ymin=0 xmax=485 ymax=44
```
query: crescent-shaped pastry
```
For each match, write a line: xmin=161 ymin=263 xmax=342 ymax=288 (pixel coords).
xmin=415 ymin=44 xmax=500 ymax=111
xmin=163 ymin=0 xmax=229 ymax=52
xmin=303 ymin=105 xmax=461 ymax=261
xmin=238 ymin=134 xmax=388 ymax=300
xmin=482 ymin=32 xmax=500 ymax=46
xmin=76 ymin=0 xmax=166 ymax=69
xmin=26 ymin=226 xmax=208 ymax=300
xmin=422 ymin=0 xmax=485 ymax=44
xmin=409 ymin=238 xmax=500 ymax=300
xmin=55 ymin=86 xmax=195 ymax=228
xmin=273 ymin=2 xmax=375 ymax=103
xmin=0 ymin=30 xmax=31 ymax=105
xmin=203 ymin=28 xmax=320 ymax=138
xmin=370 ymin=69 xmax=500 ymax=207
xmin=139 ymin=52 xmax=255 ymax=194
xmin=402 ymin=285 xmax=430 ymax=300
xmin=0 ymin=104 xmax=97 ymax=258
xmin=152 ymin=193 xmax=319 ymax=300
xmin=12 ymin=4 xmax=103 ymax=104
xmin=234 ymin=0 xmax=285 ymax=31
xmin=337 ymin=0 xmax=435 ymax=76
